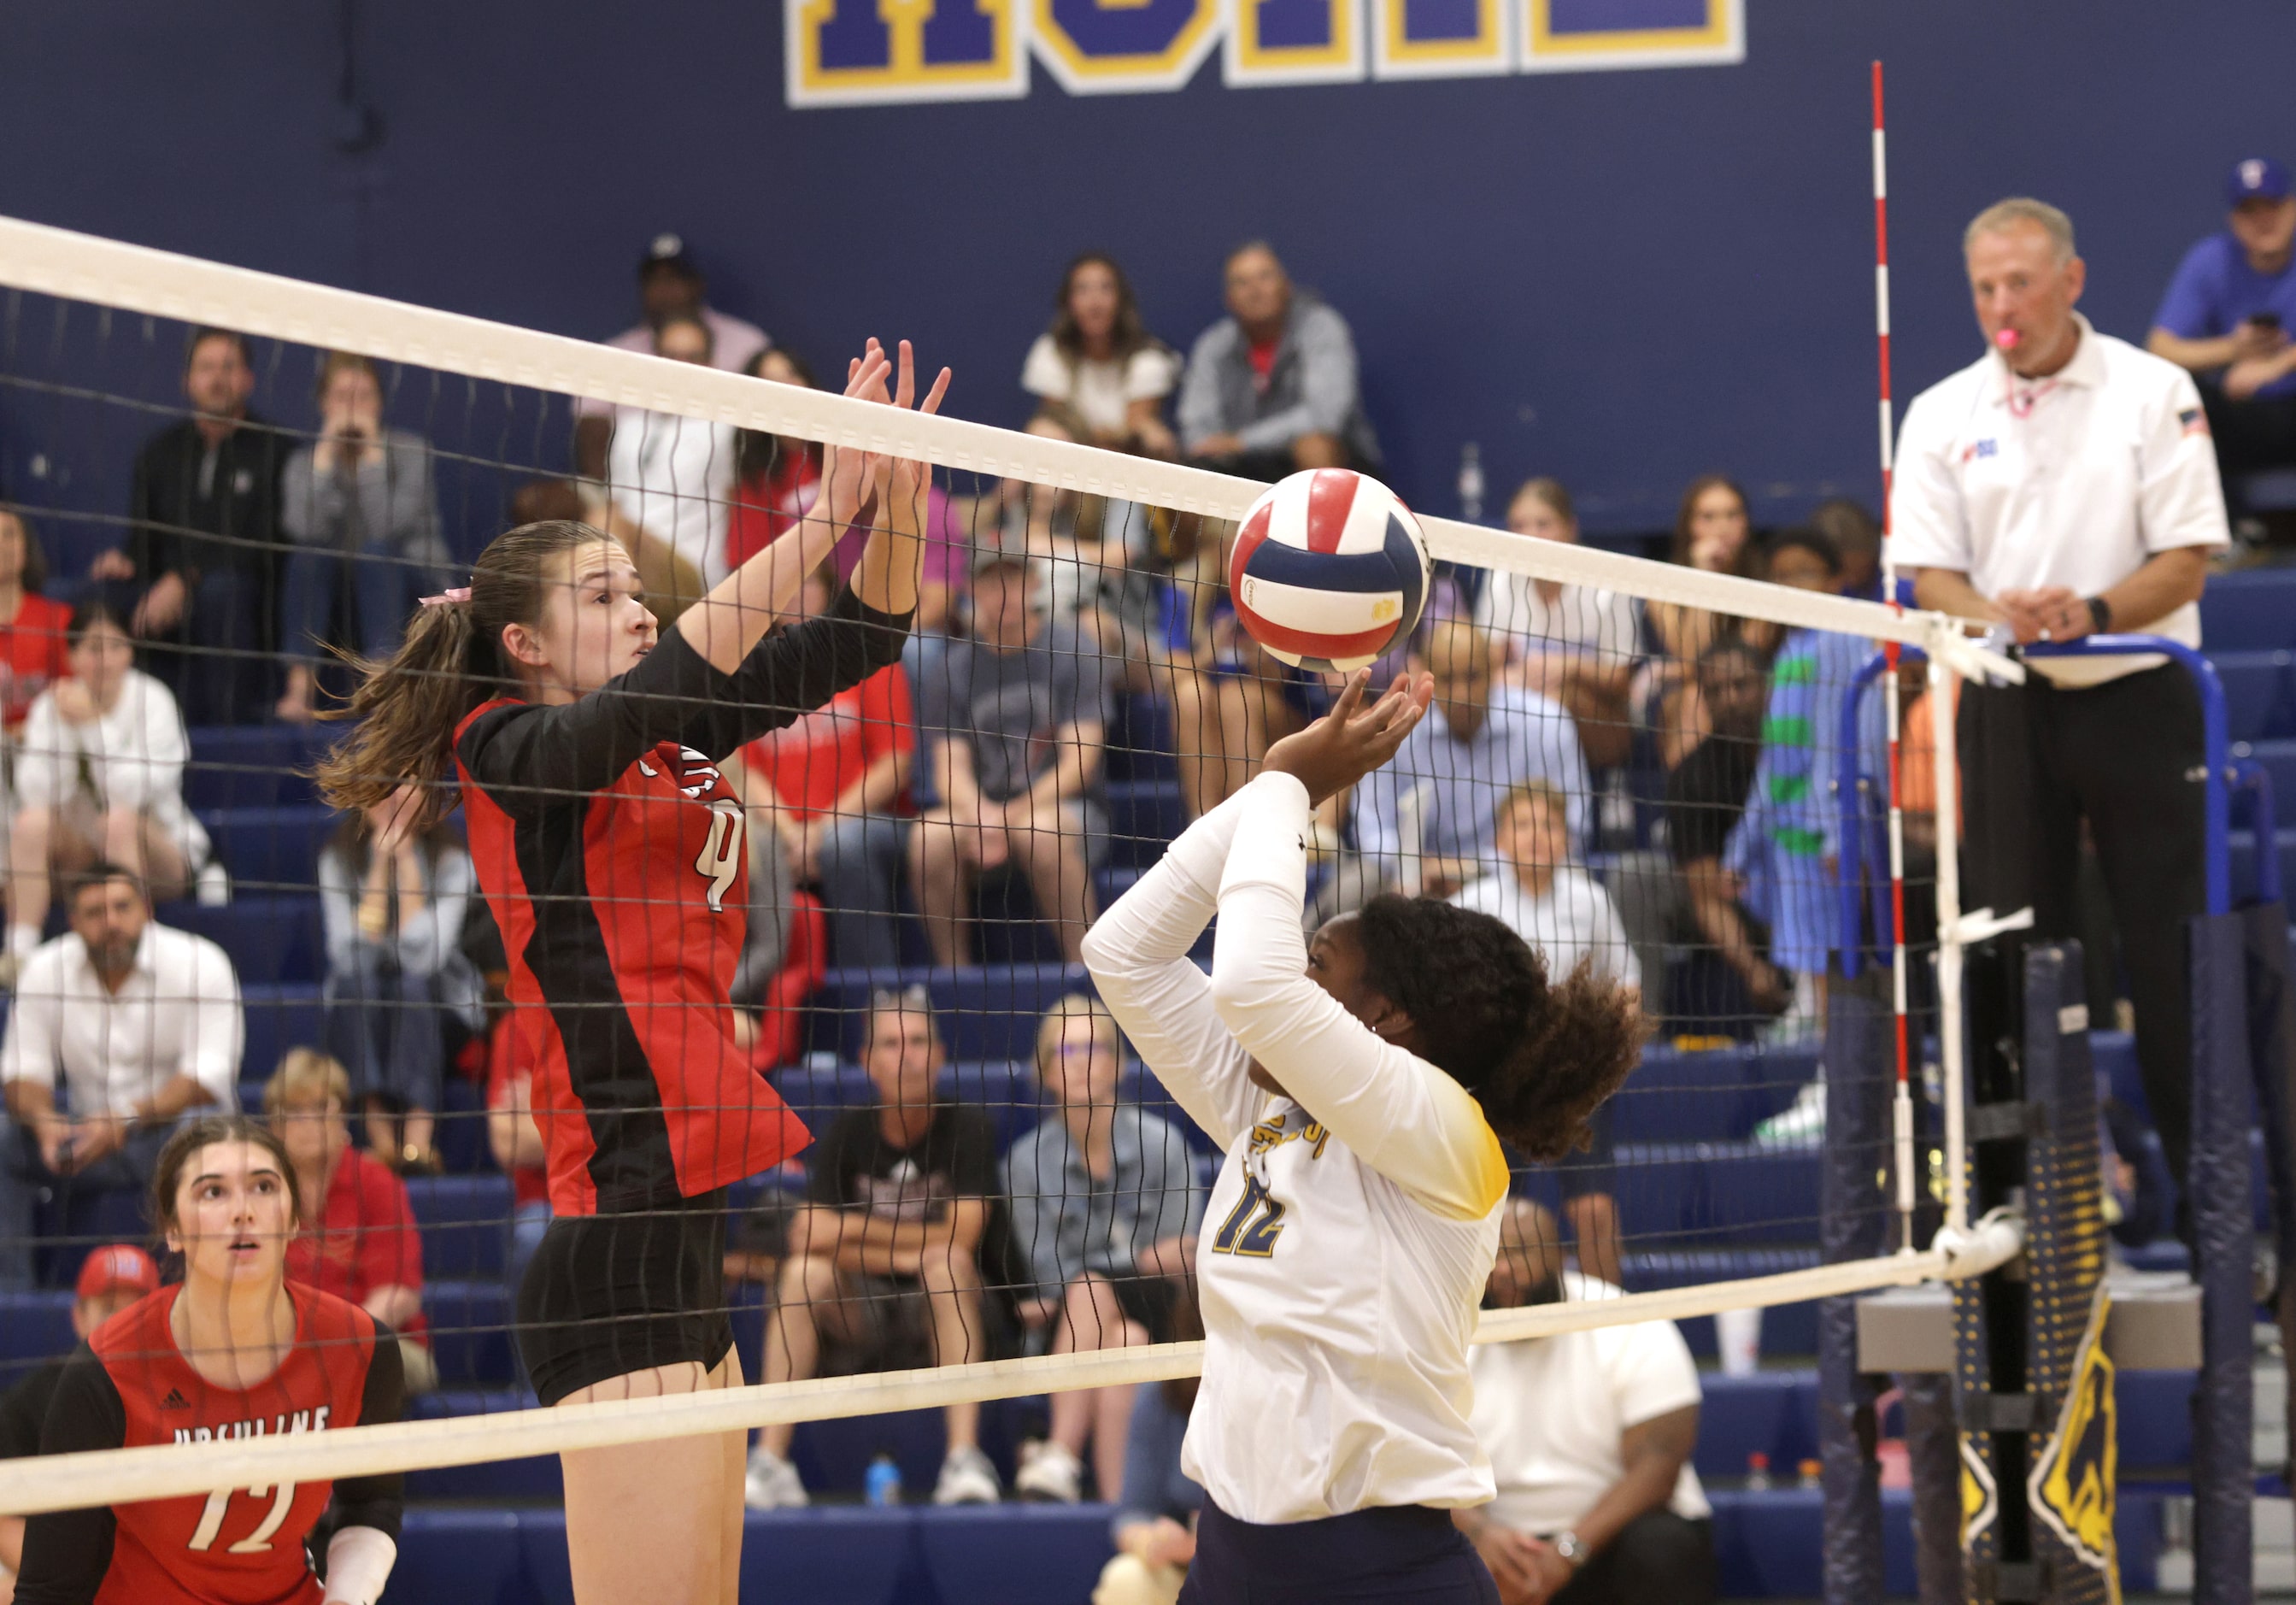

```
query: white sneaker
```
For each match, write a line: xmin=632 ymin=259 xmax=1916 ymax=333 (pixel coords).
xmin=1013 ymin=1439 xmax=1083 ymax=1503
xmin=932 ymin=1443 xmax=1001 ymax=1505
xmin=1753 ymin=1079 xmax=1825 ymax=1145
xmin=743 ymin=1446 xmax=809 ymax=1510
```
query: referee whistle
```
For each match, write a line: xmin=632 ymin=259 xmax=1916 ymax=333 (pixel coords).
xmin=1994 ymin=328 xmax=2022 ymax=350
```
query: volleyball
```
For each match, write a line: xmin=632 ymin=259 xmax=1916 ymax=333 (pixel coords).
xmin=1228 ymin=468 xmax=1432 ymax=673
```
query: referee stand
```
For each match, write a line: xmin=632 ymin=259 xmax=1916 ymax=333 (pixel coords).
xmin=1823 ymin=638 xmax=2296 ymax=1602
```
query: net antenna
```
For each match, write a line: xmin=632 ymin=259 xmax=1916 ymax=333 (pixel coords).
xmin=1870 ymin=60 xmax=1923 ymax=1252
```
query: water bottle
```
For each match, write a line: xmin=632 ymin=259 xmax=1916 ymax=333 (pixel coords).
xmin=864 ymin=1452 xmax=902 ymax=1507
xmin=1798 ymin=1458 xmax=1823 ymax=1490
xmin=1457 ymin=442 xmax=1485 ymax=524
xmin=1743 ymin=1451 xmax=1771 ymax=1491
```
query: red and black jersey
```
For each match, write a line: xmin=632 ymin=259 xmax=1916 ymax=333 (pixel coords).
xmin=14 ymin=1285 xmax=404 ymax=1605
xmin=455 ymin=586 xmax=910 ymax=1214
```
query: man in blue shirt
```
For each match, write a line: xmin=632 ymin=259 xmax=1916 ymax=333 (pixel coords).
xmin=2147 ymin=156 xmax=2296 ymax=517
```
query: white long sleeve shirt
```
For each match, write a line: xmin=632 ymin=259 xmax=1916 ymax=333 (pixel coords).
xmin=0 ymin=922 xmax=243 ymax=1118
xmin=13 ymin=670 xmax=209 ymax=866
xmin=1083 ymin=772 xmax=1509 ymax=1525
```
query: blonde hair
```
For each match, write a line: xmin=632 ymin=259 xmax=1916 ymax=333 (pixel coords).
xmin=1964 ymin=197 xmax=2076 ymax=263
xmin=1033 ymin=992 xmax=1117 ymax=1078
xmin=263 ymin=1047 xmax=352 ymax=1114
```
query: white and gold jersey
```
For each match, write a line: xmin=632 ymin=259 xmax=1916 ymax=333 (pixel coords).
xmin=1083 ymin=773 xmax=1508 ymax=1526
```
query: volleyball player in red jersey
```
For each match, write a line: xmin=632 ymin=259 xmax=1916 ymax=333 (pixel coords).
xmin=315 ymin=339 xmax=948 ymax=1605
xmin=14 ymin=1114 xmax=404 ymax=1605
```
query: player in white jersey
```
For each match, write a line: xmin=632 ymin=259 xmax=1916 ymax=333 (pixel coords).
xmin=1083 ymin=673 xmax=1642 ymax=1604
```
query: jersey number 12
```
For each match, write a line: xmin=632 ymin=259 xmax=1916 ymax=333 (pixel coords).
xmin=187 ymin=1482 xmax=297 ymax=1552
xmin=1209 ymin=1174 xmax=1286 ymax=1257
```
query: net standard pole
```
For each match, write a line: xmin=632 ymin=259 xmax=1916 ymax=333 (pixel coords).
xmin=1872 ymin=61 xmax=1920 ymax=1252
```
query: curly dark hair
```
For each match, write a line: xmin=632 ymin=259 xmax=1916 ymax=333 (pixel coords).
xmin=1352 ymin=895 xmax=1643 ymax=1163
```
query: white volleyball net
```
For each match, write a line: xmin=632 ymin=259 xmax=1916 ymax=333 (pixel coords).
xmin=0 ymin=216 xmax=2023 ymax=1529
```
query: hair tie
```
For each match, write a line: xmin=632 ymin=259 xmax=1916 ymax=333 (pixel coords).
xmin=420 ymin=586 xmax=472 ymax=608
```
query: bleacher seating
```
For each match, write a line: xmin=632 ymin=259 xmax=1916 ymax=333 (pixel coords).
xmin=2200 ymin=567 xmax=2296 ymax=652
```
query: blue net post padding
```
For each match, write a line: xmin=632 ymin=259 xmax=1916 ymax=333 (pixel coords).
xmin=1818 ymin=975 xmax=1890 ymax=1605
xmin=2188 ymin=912 xmax=2257 ymax=1604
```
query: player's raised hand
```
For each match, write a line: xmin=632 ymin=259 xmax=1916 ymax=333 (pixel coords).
xmin=846 ymin=338 xmax=951 ymax=509
xmin=818 ymin=339 xmax=895 ymax=529
xmin=1261 ymin=669 xmax=1433 ymax=805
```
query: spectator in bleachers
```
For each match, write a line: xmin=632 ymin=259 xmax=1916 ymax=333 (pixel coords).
xmin=0 ymin=1242 xmax=157 ymax=1596
xmin=1643 ymin=476 xmax=1777 ymax=769
xmin=2146 ymin=157 xmax=2296 ymax=524
xmin=1024 ymin=254 xmax=1181 ymax=459
xmin=0 ymin=865 xmax=241 ymax=1290
xmin=0 ymin=509 xmax=71 ymax=738
xmin=1474 ymin=479 xmax=1640 ymax=772
xmin=1665 ymin=642 xmax=1785 ymax=1034
xmin=317 ymin=793 xmax=482 ymax=1173
xmin=746 ymin=987 xmax=1004 ymax=1510
xmin=1459 ymin=1197 xmax=1715 ymax=1605
xmin=910 ymin=542 xmax=1109 ymax=966
xmin=483 ymin=1014 xmax=552 ymax=1333
xmin=1450 ymin=779 xmax=1638 ymax=1284
xmin=1339 ymin=619 xmax=1589 ymax=914
xmin=573 ymin=232 xmax=770 ymax=480
xmin=264 ymin=1047 xmax=436 ymax=1394
xmin=91 ymin=327 xmax=285 ymax=727
xmin=725 ymin=350 xmax=824 ymax=571
xmin=1160 ymin=521 xmax=1310 ymax=821
xmin=1807 ymin=497 xmax=1883 ymax=602
xmin=737 ymin=560 xmax=915 ymax=973
xmin=274 ymin=352 xmax=449 ymax=725
xmin=1723 ymin=530 xmax=1868 ymax=1047
xmin=1177 ymin=244 xmax=1380 ymax=481
xmin=1003 ymin=994 xmax=1201 ymax=1504
xmin=1898 ymin=197 xmax=2228 ymax=1213
xmin=1094 ymin=1281 xmax=1206 ymax=1605
xmin=604 ymin=313 xmax=738 ymax=601
xmin=7 ymin=603 xmax=214 ymax=974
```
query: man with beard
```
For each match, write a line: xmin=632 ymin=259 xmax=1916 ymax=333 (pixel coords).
xmin=0 ymin=866 xmax=243 ymax=1289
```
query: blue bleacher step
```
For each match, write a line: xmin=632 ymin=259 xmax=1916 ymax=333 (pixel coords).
xmin=164 ymin=896 xmax=323 ymax=985
xmin=200 ymin=805 xmax=337 ymax=892
xmin=2213 ymin=650 xmax=2296 ymax=743
xmin=2202 ymin=569 xmax=2296 ymax=653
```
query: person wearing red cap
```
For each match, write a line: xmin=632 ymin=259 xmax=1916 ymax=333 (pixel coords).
xmin=2148 ymin=156 xmax=2296 ymax=528
xmin=0 ymin=1243 xmax=158 ymax=1597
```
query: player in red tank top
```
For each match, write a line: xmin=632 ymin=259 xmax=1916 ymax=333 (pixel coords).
xmin=312 ymin=339 xmax=948 ymax=1605
xmin=15 ymin=1115 xmax=403 ymax=1605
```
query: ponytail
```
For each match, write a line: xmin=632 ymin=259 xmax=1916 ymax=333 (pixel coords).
xmin=1352 ymin=894 xmax=1644 ymax=1163
xmin=314 ymin=517 xmax=599 ymax=827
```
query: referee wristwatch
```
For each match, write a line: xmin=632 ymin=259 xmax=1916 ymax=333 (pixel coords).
xmin=2085 ymin=596 xmax=2113 ymax=635
xmin=1551 ymin=1531 xmax=1587 ymax=1567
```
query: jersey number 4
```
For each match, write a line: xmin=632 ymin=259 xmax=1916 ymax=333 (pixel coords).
xmin=186 ymin=1482 xmax=296 ymax=1552
xmin=695 ymin=800 xmax=745 ymax=914
xmin=1209 ymin=1173 xmax=1286 ymax=1257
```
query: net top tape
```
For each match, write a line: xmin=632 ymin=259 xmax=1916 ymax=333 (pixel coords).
xmin=0 ymin=213 xmax=2005 ymax=673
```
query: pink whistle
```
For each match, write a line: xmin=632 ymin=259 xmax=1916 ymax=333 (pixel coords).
xmin=1994 ymin=328 xmax=2022 ymax=350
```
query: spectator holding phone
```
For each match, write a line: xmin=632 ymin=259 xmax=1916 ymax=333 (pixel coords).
xmin=2148 ymin=157 xmax=2296 ymax=524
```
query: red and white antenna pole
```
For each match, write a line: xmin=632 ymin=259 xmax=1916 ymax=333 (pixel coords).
xmin=1873 ymin=60 xmax=1917 ymax=1252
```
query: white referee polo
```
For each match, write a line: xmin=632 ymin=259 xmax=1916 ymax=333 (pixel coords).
xmin=1890 ymin=313 xmax=2229 ymax=686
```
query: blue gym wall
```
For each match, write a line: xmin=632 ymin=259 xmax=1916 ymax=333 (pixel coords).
xmin=0 ymin=0 xmax=2291 ymax=545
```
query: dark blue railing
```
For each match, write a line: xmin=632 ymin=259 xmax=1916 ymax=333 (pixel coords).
xmin=1837 ymin=634 xmax=2246 ymax=967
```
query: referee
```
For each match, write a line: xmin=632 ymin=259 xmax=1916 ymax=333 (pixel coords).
xmin=1894 ymin=197 xmax=2230 ymax=1210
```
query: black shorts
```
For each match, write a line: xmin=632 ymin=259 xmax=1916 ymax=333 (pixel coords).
xmin=1180 ymin=1501 xmax=1499 ymax=1604
xmin=1102 ymin=1271 xmax=1179 ymax=1343
xmin=517 ymin=1189 xmax=734 ymax=1406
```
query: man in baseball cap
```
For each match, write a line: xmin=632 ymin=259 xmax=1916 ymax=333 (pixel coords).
xmin=0 ymin=1243 xmax=158 ymax=1584
xmin=573 ymin=232 xmax=773 ymax=477
xmin=2148 ymin=156 xmax=2296 ymax=524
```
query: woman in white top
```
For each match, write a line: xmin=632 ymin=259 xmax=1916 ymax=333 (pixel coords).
xmin=8 ymin=602 xmax=210 ymax=961
xmin=1474 ymin=479 xmax=1641 ymax=772
xmin=1083 ymin=674 xmax=1641 ymax=1604
xmin=608 ymin=312 xmax=738 ymax=593
xmin=1022 ymin=255 xmax=1181 ymax=457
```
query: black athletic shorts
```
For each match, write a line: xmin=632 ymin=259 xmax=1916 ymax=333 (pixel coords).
xmin=517 ymin=1187 xmax=734 ymax=1406
xmin=1102 ymin=1270 xmax=1179 ymax=1344
xmin=1181 ymin=1501 xmax=1500 ymax=1604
